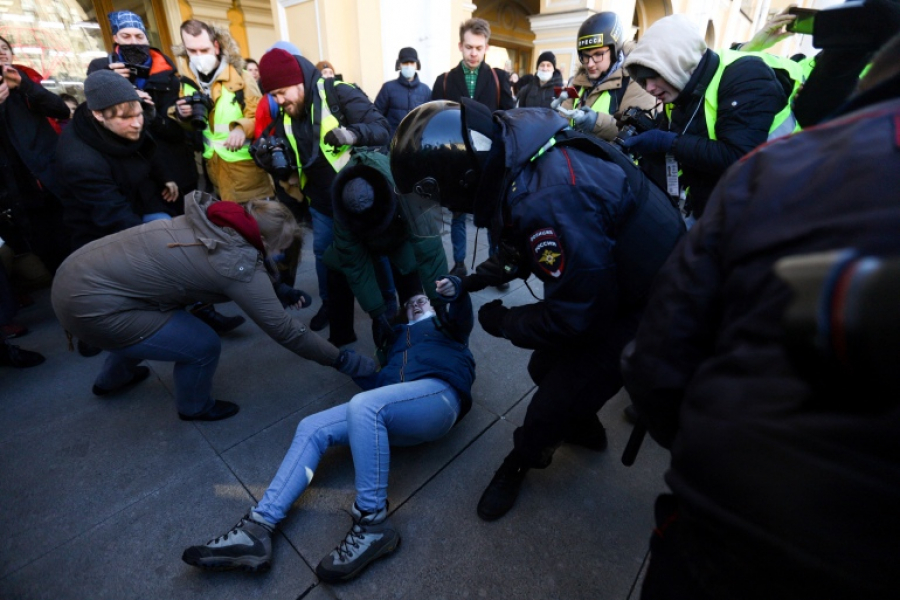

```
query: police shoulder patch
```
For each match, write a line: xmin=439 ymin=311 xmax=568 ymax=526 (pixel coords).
xmin=529 ymin=227 xmax=565 ymax=278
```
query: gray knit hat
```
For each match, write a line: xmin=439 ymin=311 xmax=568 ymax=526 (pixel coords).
xmin=84 ymin=69 xmax=140 ymax=110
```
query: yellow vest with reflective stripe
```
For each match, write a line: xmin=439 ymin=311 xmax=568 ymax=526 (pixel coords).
xmin=182 ymin=81 xmax=252 ymax=162
xmin=705 ymin=50 xmax=799 ymax=141
xmin=284 ymin=78 xmax=352 ymax=190
xmin=572 ymin=88 xmax=612 ymax=127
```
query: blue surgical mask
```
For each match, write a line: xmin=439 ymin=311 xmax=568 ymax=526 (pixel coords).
xmin=400 ymin=65 xmax=416 ymax=79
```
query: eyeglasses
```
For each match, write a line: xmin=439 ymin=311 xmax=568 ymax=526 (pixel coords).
xmin=404 ymin=297 xmax=429 ymax=309
xmin=579 ymin=49 xmax=610 ymax=66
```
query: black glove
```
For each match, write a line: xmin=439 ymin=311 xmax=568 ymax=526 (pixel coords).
xmin=333 ymin=349 xmax=377 ymax=378
xmin=274 ymin=282 xmax=311 ymax=309
xmin=478 ymin=299 xmax=509 ymax=338
xmin=371 ymin=313 xmax=396 ymax=350
xmin=324 ymin=127 xmax=357 ymax=148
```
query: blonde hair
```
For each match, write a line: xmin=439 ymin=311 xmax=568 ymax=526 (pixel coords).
xmin=244 ymin=198 xmax=300 ymax=251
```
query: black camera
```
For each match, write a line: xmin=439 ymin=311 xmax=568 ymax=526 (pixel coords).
xmin=181 ymin=92 xmax=213 ymax=131
xmin=124 ymin=63 xmax=150 ymax=83
xmin=250 ymin=135 xmax=293 ymax=181
xmin=614 ymin=107 xmax=658 ymax=147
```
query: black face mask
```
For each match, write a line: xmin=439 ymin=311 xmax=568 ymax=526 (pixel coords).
xmin=118 ymin=44 xmax=150 ymax=65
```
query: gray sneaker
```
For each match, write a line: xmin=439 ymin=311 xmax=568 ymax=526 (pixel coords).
xmin=315 ymin=504 xmax=400 ymax=582
xmin=181 ymin=511 xmax=274 ymax=572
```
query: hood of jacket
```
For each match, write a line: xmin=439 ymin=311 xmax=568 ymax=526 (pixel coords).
xmin=70 ymin=103 xmax=153 ymax=159
xmin=183 ymin=190 xmax=262 ymax=281
xmin=623 ymin=14 xmax=707 ymax=93
xmin=331 ymin=153 xmax=398 ymax=236
xmin=471 ymin=108 xmax=568 ymax=228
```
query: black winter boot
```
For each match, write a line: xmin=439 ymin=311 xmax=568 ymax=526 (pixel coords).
xmin=477 ymin=450 xmax=530 ymax=521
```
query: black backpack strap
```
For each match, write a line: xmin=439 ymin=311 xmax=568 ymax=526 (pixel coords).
xmin=323 ymin=77 xmax=348 ymax=127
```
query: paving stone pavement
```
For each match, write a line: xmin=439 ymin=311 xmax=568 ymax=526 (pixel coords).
xmin=0 ymin=215 xmax=670 ymax=600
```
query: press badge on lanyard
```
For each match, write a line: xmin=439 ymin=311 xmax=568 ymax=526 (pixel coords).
xmin=664 ymin=153 xmax=679 ymax=197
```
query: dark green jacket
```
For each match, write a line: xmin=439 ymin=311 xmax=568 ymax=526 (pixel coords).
xmin=323 ymin=150 xmax=448 ymax=317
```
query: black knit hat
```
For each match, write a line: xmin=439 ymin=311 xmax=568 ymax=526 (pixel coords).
xmin=395 ymin=47 xmax=421 ymax=70
xmin=536 ymin=51 xmax=556 ymax=69
xmin=84 ymin=69 xmax=140 ymax=110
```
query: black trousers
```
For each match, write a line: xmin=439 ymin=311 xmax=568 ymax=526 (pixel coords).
xmin=512 ymin=313 xmax=638 ymax=467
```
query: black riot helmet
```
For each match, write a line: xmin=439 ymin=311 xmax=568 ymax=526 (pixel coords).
xmin=576 ymin=12 xmax=624 ymax=58
xmin=390 ymin=99 xmax=495 ymax=214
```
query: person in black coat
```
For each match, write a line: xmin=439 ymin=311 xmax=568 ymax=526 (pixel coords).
xmin=56 ymin=70 xmax=178 ymax=250
xmin=431 ymin=18 xmax=515 ymax=279
xmin=0 ymin=35 xmax=72 ymax=272
xmin=621 ymin=35 xmax=900 ymax=599
xmin=621 ymin=15 xmax=787 ymax=221
xmin=516 ymin=51 xmax=564 ymax=109
xmin=87 ymin=11 xmax=198 ymax=209
xmin=374 ymin=47 xmax=432 ymax=136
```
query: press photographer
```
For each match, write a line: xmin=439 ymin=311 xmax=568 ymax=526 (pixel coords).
xmin=170 ymin=19 xmax=273 ymax=203
xmin=88 ymin=11 xmax=198 ymax=208
xmin=621 ymin=14 xmax=789 ymax=222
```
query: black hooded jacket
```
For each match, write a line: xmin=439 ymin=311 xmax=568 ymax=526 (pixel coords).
xmin=56 ymin=104 xmax=175 ymax=249
xmin=88 ymin=48 xmax=198 ymax=203
xmin=273 ymin=54 xmax=390 ymax=216
xmin=662 ymin=50 xmax=787 ymax=217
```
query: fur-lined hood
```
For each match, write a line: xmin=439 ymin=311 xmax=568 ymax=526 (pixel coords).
xmin=171 ymin=22 xmax=245 ymax=71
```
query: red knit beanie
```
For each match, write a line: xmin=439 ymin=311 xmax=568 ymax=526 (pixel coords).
xmin=259 ymin=48 xmax=304 ymax=93
xmin=207 ymin=201 xmax=265 ymax=253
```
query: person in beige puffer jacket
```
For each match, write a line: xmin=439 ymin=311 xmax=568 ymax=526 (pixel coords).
xmin=558 ymin=12 xmax=657 ymax=140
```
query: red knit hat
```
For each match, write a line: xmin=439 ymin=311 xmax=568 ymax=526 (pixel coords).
xmin=207 ymin=201 xmax=265 ymax=253
xmin=259 ymin=48 xmax=304 ymax=93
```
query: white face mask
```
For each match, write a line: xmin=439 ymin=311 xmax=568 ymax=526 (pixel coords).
xmin=190 ymin=54 xmax=218 ymax=76
xmin=536 ymin=69 xmax=552 ymax=83
xmin=400 ymin=65 xmax=416 ymax=79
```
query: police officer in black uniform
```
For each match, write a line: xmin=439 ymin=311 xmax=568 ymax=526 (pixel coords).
xmin=391 ymin=99 xmax=684 ymax=521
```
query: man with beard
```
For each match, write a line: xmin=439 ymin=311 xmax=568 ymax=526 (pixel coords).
xmin=253 ymin=48 xmax=390 ymax=346
xmin=88 ymin=11 xmax=197 ymax=211
xmin=171 ymin=19 xmax=272 ymax=203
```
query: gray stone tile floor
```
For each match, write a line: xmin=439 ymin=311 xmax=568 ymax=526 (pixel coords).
xmin=0 ymin=213 xmax=670 ymax=599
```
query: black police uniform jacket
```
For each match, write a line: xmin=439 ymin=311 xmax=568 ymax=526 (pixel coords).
xmin=480 ymin=108 xmax=678 ymax=350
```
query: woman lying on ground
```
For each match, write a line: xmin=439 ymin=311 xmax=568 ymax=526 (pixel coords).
xmin=182 ymin=276 xmax=476 ymax=582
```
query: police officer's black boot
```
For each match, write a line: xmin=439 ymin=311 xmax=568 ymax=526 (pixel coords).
xmin=477 ymin=450 xmax=530 ymax=521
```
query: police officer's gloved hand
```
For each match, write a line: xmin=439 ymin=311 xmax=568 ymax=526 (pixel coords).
xmin=620 ymin=130 xmax=678 ymax=155
xmin=333 ymin=349 xmax=377 ymax=378
xmin=570 ymin=108 xmax=599 ymax=132
xmin=324 ymin=127 xmax=357 ymax=148
xmin=463 ymin=255 xmax=507 ymax=292
xmin=478 ymin=299 xmax=509 ymax=338
xmin=371 ymin=313 xmax=396 ymax=350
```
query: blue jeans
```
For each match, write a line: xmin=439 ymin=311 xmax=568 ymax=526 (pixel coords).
xmin=310 ymin=207 xmax=333 ymax=302
xmin=93 ymin=310 xmax=221 ymax=416
xmin=254 ymin=377 xmax=460 ymax=523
